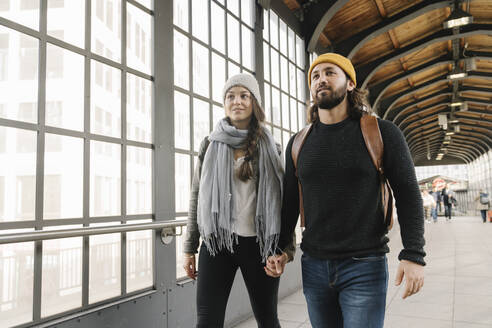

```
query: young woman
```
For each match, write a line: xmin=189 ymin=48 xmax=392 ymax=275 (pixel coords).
xmin=182 ymin=73 xmax=293 ymax=327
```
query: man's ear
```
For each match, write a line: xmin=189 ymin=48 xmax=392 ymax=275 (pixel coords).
xmin=347 ymin=79 xmax=355 ymax=92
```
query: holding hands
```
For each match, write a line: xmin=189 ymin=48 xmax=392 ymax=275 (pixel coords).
xmin=264 ymin=252 xmax=289 ymax=278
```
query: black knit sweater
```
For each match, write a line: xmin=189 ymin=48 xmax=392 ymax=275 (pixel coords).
xmin=278 ymin=117 xmax=426 ymax=265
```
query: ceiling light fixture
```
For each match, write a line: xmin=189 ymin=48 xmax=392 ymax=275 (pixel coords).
xmin=443 ymin=6 xmax=473 ymax=29
xmin=445 ymin=131 xmax=455 ymax=136
xmin=447 ymin=72 xmax=467 ymax=80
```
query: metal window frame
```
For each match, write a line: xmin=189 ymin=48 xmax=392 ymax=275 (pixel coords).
xmin=0 ymin=0 xmax=156 ymax=326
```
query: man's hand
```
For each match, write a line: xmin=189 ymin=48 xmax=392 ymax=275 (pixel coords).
xmin=264 ymin=253 xmax=288 ymax=278
xmin=395 ymin=260 xmax=425 ymax=299
xmin=183 ymin=254 xmax=197 ymax=280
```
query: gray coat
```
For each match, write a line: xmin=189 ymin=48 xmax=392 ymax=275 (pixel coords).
xmin=183 ymin=137 xmax=297 ymax=261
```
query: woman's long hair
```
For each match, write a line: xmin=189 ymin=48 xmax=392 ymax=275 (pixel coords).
xmin=307 ymin=78 xmax=373 ymax=123
xmin=227 ymin=96 xmax=265 ymax=181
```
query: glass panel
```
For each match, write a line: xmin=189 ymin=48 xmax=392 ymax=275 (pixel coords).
xmin=46 ymin=44 xmax=84 ymax=131
xmin=0 ymin=0 xmax=39 ymax=30
xmin=263 ymin=82 xmax=271 ymax=123
xmin=193 ymin=98 xmax=209 ymax=152
xmin=288 ymin=27 xmax=295 ymax=62
xmin=175 ymin=154 xmax=190 ymax=213
xmin=91 ymin=60 xmax=121 ymax=138
xmin=192 ymin=41 xmax=209 ymax=97
xmin=173 ymin=30 xmax=189 ymax=90
xmin=241 ymin=25 xmax=254 ymax=71
xmin=44 ymin=134 xmax=83 ymax=219
xmin=280 ymin=55 xmax=288 ymax=92
xmin=227 ymin=14 xmax=240 ymax=64
xmin=296 ymin=35 xmax=304 ymax=68
xmin=126 ymin=73 xmax=152 ymax=143
xmin=297 ymin=68 xmax=305 ymax=102
xmin=298 ymin=101 xmax=305 ymax=128
xmin=290 ymin=97 xmax=297 ymax=132
xmin=282 ymin=130 xmax=290 ymax=153
xmin=41 ymin=228 xmax=82 ymax=317
xmin=192 ymin=0 xmax=208 ymax=44
xmin=47 ymin=0 xmax=85 ymax=48
xmin=289 ymin=61 xmax=296 ymax=97
xmin=133 ymin=0 xmax=152 ymax=10
xmin=91 ymin=0 xmax=121 ymax=63
xmin=174 ymin=91 xmax=190 ymax=151
xmin=0 ymin=127 xmax=36 ymax=222
xmin=263 ymin=42 xmax=270 ymax=82
xmin=89 ymin=222 xmax=121 ymax=303
xmin=262 ymin=9 xmax=268 ymax=42
xmin=173 ymin=0 xmax=188 ymax=31
xmin=227 ymin=0 xmax=239 ymax=17
xmin=241 ymin=0 xmax=254 ymax=28
xmin=212 ymin=53 xmax=225 ymax=103
xmin=211 ymin=2 xmax=225 ymax=54
xmin=175 ymin=222 xmax=187 ymax=278
xmin=273 ymin=127 xmax=281 ymax=146
xmin=127 ymin=146 xmax=152 ymax=215
xmin=279 ymin=19 xmax=287 ymax=55
xmin=0 ymin=28 xmax=38 ymax=123
xmin=228 ymin=61 xmax=240 ymax=78
xmin=127 ymin=3 xmax=152 ymax=75
xmin=271 ymin=87 xmax=280 ymax=126
xmin=90 ymin=141 xmax=121 ymax=217
xmin=127 ymin=219 xmax=153 ymax=292
xmin=281 ymin=92 xmax=289 ymax=129
xmin=269 ymin=11 xmax=278 ymax=49
xmin=212 ymin=105 xmax=223 ymax=128
xmin=270 ymin=48 xmax=279 ymax=87
xmin=0 ymin=241 xmax=34 ymax=327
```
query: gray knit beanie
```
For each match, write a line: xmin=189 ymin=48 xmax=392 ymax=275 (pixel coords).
xmin=222 ymin=73 xmax=262 ymax=107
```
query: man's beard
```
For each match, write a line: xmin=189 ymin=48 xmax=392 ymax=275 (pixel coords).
xmin=315 ymin=85 xmax=347 ymax=110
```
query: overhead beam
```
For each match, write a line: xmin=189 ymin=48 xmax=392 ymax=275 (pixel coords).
xmin=413 ymin=147 xmax=474 ymax=163
xmin=304 ymin=0 xmax=350 ymax=53
xmin=412 ymin=138 xmax=487 ymax=156
xmin=407 ymin=123 xmax=492 ymax=148
xmin=381 ymin=72 xmax=492 ymax=120
xmin=332 ymin=0 xmax=450 ymax=58
xmin=408 ymin=128 xmax=492 ymax=151
xmin=413 ymin=142 xmax=482 ymax=159
xmin=399 ymin=106 xmax=492 ymax=133
xmin=357 ymin=24 xmax=492 ymax=88
xmin=391 ymin=85 xmax=492 ymax=123
xmin=411 ymin=135 xmax=489 ymax=155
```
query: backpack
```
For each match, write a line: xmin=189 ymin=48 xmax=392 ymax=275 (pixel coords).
xmin=480 ymin=193 xmax=489 ymax=205
xmin=291 ymin=114 xmax=394 ymax=230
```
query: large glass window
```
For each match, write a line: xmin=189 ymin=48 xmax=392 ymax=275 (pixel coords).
xmin=0 ymin=2 xmax=154 ymax=326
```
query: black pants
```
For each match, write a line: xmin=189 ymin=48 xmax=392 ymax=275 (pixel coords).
xmin=196 ymin=236 xmax=281 ymax=328
xmin=444 ymin=204 xmax=452 ymax=220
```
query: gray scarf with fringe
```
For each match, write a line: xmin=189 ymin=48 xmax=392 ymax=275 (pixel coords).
xmin=197 ymin=118 xmax=284 ymax=262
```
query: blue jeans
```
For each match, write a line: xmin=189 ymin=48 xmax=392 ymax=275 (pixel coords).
xmin=302 ymin=253 xmax=388 ymax=328
xmin=431 ymin=207 xmax=437 ymax=222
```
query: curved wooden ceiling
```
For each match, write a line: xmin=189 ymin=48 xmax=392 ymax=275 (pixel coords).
xmin=283 ymin=0 xmax=492 ymax=166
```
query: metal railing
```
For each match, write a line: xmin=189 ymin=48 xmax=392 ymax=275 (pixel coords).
xmin=0 ymin=220 xmax=188 ymax=245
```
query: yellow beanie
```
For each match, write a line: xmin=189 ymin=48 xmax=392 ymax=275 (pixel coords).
xmin=308 ymin=53 xmax=357 ymax=88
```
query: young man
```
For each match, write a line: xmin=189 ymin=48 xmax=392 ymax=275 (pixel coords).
xmin=264 ymin=53 xmax=426 ymax=328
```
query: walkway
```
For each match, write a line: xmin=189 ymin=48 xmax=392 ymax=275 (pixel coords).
xmin=234 ymin=216 xmax=492 ymax=328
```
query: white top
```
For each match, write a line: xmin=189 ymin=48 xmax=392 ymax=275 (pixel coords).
xmin=232 ymin=157 xmax=257 ymax=237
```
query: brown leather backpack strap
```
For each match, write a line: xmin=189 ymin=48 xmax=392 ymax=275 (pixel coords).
xmin=360 ymin=115 xmax=394 ymax=229
xmin=291 ymin=124 xmax=313 ymax=227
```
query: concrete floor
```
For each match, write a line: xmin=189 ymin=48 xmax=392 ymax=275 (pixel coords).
xmin=234 ymin=216 xmax=492 ymax=328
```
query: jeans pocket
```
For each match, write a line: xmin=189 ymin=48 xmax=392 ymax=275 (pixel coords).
xmin=351 ymin=254 xmax=385 ymax=262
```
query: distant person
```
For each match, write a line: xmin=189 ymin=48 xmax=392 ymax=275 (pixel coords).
xmin=441 ymin=185 xmax=455 ymax=221
xmin=421 ymin=189 xmax=435 ymax=223
xmin=475 ymin=189 xmax=490 ymax=223
xmin=430 ymin=187 xmax=439 ymax=223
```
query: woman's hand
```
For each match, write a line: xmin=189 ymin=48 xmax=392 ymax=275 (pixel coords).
xmin=183 ymin=254 xmax=197 ymax=280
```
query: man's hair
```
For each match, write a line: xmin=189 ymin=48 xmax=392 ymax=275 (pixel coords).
xmin=307 ymin=82 xmax=373 ymax=123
